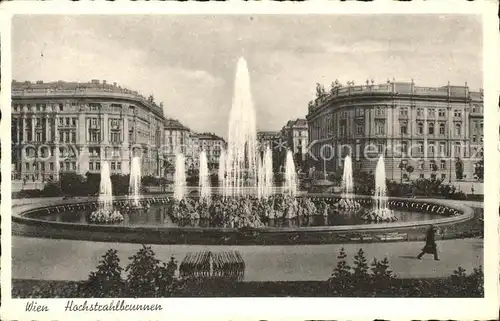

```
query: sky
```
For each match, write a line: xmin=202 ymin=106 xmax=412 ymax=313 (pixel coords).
xmin=13 ymin=15 xmax=482 ymax=138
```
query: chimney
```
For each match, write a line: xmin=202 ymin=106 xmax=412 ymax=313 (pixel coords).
xmin=103 ymin=80 xmax=107 ymax=85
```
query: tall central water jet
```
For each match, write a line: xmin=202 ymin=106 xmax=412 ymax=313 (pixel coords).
xmin=129 ymin=156 xmax=142 ymax=207
xmin=199 ymin=150 xmax=211 ymax=202
xmin=174 ymin=152 xmax=187 ymax=201
xmin=225 ymin=57 xmax=258 ymax=196
xmin=361 ymin=155 xmax=397 ymax=222
xmin=284 ymin=150 xmax=297 ymax=196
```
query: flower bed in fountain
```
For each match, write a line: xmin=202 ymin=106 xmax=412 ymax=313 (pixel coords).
xmin=89 ymin=209 xmax=124 ymax=224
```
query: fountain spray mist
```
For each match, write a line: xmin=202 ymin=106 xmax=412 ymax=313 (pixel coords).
xmin=99 ymin=161 xmax=113 ymax=213
xmin=263 ymin=145 xmax=274 ymax=198
xmin=225 ymin=57 xmax=258 ymax=196
xmin=199 ymin=150 xmax=211 ymax=202
xmin=284 ymin=150 xmax=297 ymax=196
xmin=374 ymin=155 xmax=388 ymax=213
xmin=218 ymin=149 xmax=226 ymax=197
xmin=341 ymin=155 xmax=354 ymax=200
xmin=129 ymin=157 xmax=142 ymax=207
xmin=174 ymin=152 xmax=187 ymax=201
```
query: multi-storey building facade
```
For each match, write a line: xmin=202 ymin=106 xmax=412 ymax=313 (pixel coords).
xmin=306 ymin=81 xmax=483 ymax=182
xmin=281 ymin=118 xmax=309 ymax=156
xmin=12 ymin=79 xmax=165 ymax=182
xmin=194 ymin=132 xmax=227 ymax=170
xmin=163 ymin=118 xmax=191 ymax=172
xmin=257 ymin=131 xmax=280 ymax=151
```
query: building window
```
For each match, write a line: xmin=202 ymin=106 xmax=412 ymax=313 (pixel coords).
xmin=438 ymin=109 xmax=446 ymax=117
xmin=428 ymin=142 xmax=435 ymax=154
xmin=400 ymin=124 xmax=407 ymax=135
xmin=89 ymin=162 xmax=94 ymax=171
xmin=376 ymin=121 xmax=385 ymax=135
xmin=356 ymin=108 xmax=365 ymax=117
xmin=95 ymin=162 xmax=101 ymax=171
xmin=417 ymin=108 xmax=423 ymax=117
xmin=454 ymin=143 xmax=461 ymax=157
xmin=356 ymin=124 xmax=364 ymax=135
xmin=25 ymin=163 xmax=30 ymax=170
xmin=401 ymin=141 xmax=408 ymax=154
xmin=59 ymin=118 xmax=64 ymax=126
xmin=116 ymin=162 xmax=121 ymax=171
xmin=91 ymin=118 xmax=98 ymax=127
xmin=455 ymin=123 xmax=461 ymax=136
xmin=417 ymin=141 xmax=424 ymax=153
xmin=417 ymin=123 xmax=423 ymax=135
xmin=439 ymin=123 xmax=445 ymax=135
xmin=72 ymin=162 xmax=76 ymax=170
xmin=440 ymin=160 xmax=446 ymax=170
xmin=419 ymin=173 xmax=425 ymax=179
xmin=71 ymin=132 xmax=76 ymax=143
xmin=72 ymin=118 xmax=77 ymax=126
xmin=441 ymin=173 xmax=446 ymax=179
xmin=472 ymin=135 xmax=477 ymax=143
xmin=428 ymin=109 xmax=436 ymax=118
xmin=428 ymin=123 xmax=434 ymax=135
xmin=36 ymin=132 xmax=42 ymax=142
xmin=91 ymin=132 xmax=99 ymax=142
xmin=439 ymin=142 xmax=446 ymax=155
xmin=454 ymin=110 xmax=462 ymax=118
xmin=377 ymin=143 xmax=384 ymax=154
xmin=111 ymin=162 xmax=116 ymax=170
xmin=400 ymin=107 xmax=408 ymax=116
xmin=49 ymin=162 xmax=54 ymax=170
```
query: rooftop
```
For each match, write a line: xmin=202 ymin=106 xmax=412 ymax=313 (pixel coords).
xmin=12 ymin=79 xmax=165 ymax=116
xmin=164 ymin=118 xmax=190 ymax=131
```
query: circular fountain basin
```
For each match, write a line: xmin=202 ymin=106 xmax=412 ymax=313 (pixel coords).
xmin=12 ymin=194 xmax=473 ymax=245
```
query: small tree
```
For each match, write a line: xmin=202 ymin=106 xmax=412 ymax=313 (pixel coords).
xmin=353 ymin=249 xmax=369 ymax=280
xmin=79 ymin=249 xmax=124 ymax=298
xmin=125 ymin=245 xmax=163 ymax=297
xmin=156 ymin=256 xmax=180 ymax=297
xmin=370 ymin=257 xmax=395 ymax=295
xmin=329 ymin=248 xmax=353 ymax=295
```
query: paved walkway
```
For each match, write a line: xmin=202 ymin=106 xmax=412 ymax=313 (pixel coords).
xmin=12 ymin=236 xmax=483 ymax=282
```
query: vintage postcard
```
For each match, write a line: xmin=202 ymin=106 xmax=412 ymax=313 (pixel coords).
xmin=1 ymin=1 xmax=499 ymax=320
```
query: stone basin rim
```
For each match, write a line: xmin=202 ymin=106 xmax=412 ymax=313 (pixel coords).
xmin=12 ymin=194 xmax=474 ymax=234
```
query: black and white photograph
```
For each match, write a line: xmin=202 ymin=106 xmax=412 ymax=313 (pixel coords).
xmin=2 ymin=3 xmax=499 ymax=320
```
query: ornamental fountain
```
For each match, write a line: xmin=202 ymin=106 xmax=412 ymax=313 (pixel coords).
xmin=89 ymin=161 xmax=123 ymax=224
xmin=199 ymin=150 xmax=211 ymax=203
xmin=223 ymin=57 xmax=259 ymax=196
xmin=361 ymin=155 xmax=397 ymax=222
xmin=129 ymin=156 xmax=142 ymax=208
xmin=333 ymin=155 xmax=361 ymax=210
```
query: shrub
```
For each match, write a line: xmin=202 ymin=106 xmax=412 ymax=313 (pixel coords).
xmin=125 ymin=245 xmax=179 ymax=297
xmin=59 ymin=172 xmax=85 ymax=196
xmin=41 ymin=182 xmax=61 ymax=197
xmin=79 ymin=249 xmax=124 ymax=298
xmin=328 ymin=248 xmax=353 ymax=294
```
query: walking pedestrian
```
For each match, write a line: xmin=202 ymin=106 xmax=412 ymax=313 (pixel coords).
xmin=417 ymin=225 xmax=440 ymax=261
